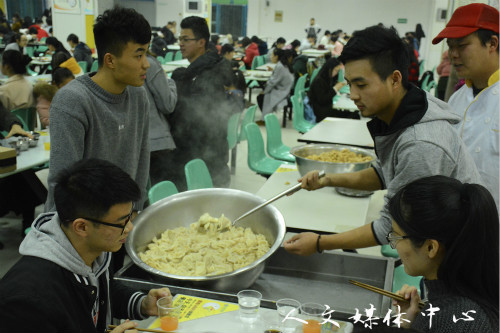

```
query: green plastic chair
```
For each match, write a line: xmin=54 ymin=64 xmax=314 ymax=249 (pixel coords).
xmin=239 ymin=105 xmax=257 ymax=142
xmin=339 ymin=84 xmax=350 ymax=94
xmin=293 ymin=74 xmax=308 ymax=98
xmin=156 ymin=56 xmax=166 ymax=65
xmin=36 ymin=45 xmax=48 ymax=54
xmin=40 ymin=37 xmax=47 ymax=43
xmin=174 ymin=51 xmax=183 ymax=61
xmin=309 ymin=67 xmax=320 ymax=84
xmin=185 ymin=159 xmax=213 ymax=190
xmin=264 ymin=114 xmax=295 ymax=162
xmin=25 ymin=46 xmax=35 ymax=57
xmin=227 ymin=112 xmax=242 ymax=175
xmin=90 ymin=60 xmax=99 ymax=72
xmin=26 ymin=65 xmax=38 ymax=76
xmin=78 ymin=61 xmax=88 ymax=73
xmin=380 ymin=244 xmax=399 ymax=258
xmin=148 ymin=181 xmax=179 ymax=204
xmin=256 ymin=55 xmax=266 ymax=68
xmin=164 ymin=51 xmax=175 ymax=63
xmin=291 ymin=95 xmax=314 ymax=133
xmin=392 ymin=265 xmax=423 ymax=294
xmin=244 ymin=123 xmax=294 ymax=176
xmin=12 ymin=107 xmax=36 ymax=131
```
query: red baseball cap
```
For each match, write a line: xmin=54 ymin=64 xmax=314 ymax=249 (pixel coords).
xmin=432 ymin=3 xmax=499 ymax=44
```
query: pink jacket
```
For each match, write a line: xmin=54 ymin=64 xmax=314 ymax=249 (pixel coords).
xmin=36 ymin=96 xmax=51 ymax=128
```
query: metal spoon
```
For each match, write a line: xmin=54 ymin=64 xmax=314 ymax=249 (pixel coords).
xmin=232 ymin=170 xmax=326 ymax=226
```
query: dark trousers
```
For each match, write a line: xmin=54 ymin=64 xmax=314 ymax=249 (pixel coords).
xmin=257 ymin=94 xmax=265 ymax=112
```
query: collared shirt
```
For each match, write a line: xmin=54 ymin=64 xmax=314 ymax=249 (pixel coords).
xmin=448 ymin=70 xmax=499 ymax=208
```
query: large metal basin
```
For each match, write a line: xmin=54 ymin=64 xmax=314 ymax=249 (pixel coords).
xmin=290 ymin=144 xmax=376 ymax=196
xmin=126 ymin=188 xmax=286 ymax=292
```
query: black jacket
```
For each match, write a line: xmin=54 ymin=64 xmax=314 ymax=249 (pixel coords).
xmin=73 ymin=42 xmax=94 ymax=72
xmin=170 ymin=51 xmax=234 ymax=189
xmin=0 ymin=254 xmax=145 ymax=332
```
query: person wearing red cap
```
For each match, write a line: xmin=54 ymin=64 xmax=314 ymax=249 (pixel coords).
xmin=433 ymin=3 xmax=499 ymax=209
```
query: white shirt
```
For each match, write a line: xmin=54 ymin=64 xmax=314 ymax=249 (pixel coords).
xmin=448 ymin=70 xmax=499 ymax=208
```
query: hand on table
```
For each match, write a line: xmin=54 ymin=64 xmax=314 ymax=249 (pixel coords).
xmin=334 ymin=82 xmax=346 ymax=92
xmin=298 ymin=170 xmax=329 ymax=191
xmin=140 ymin=287 xmax=172 ymax=317
xmin=284 ymin=232 xmax=319 ymax=256
xmin=109 ymin=320 xmax=138 ymax=333
xmin=393 ymin=284 xmax=421 ymax=327
xmin=6 ymin=124 xmax=33 ymax=139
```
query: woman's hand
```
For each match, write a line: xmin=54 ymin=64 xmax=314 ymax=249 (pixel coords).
xmin=333 ymin=82 xmax=346 ymax=92
xmin=109 ymin=320 xmax=138 ymax=333
xmin=284 ymin=232 xmax=319 ymax=256
xmin=393 ymin=284 xmax=422 ymax=328
xmin=6 ymin=124 xmax=33 ymax=139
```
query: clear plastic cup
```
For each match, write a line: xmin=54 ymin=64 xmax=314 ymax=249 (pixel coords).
xmin=237 ymin=289 xmax=262 ymax=323
xmin=157 ymin=297 xmax=182 ymax=332
xmin=276 ymin=298 xmax=301 ymax=329
xmin=300 ymin=302 xmax=326 ymax=333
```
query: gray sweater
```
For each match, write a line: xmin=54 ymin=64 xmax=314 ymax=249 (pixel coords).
xmin=45 ymin=74 xmax=150 ymax=210
xmin=412 ymin=280 xmax=498 ymax=332
xmin=144 ymin=55 xmax=177 ymax=151
xmin=369 ymin=86 xmax=482 ymax=243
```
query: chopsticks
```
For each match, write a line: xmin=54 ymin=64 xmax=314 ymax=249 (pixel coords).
xmin=107 ymin=325 xmax=169 ymax=333
xmin=349 ymin=279 xmax=426 ymax=309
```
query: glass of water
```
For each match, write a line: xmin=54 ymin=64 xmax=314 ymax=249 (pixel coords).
xmin=276 ymin=298 xmax=301 ymax=330
xmin=237 ymin=289 xmax=262 ymax=323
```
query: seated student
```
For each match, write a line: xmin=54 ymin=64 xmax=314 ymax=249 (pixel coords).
xmin=4 ymin=33 xmax=28 ymax=54
xmin=300 ymin=34 xmax=316 ymax=51
xmin=221 ymin=43 xmax=246 ymax=108
xmin=52 ymin=51 xmax=83 ymax=76
xmin=0 ymin=159 xmax=172 ymax=333
xmin=28 ymin=18 xmax=49 ymax=41
xmin=308 ymin=57 xmax=360 ymax=122
xmin=66 ymin=33 xmax=94 ymax=72
xmin=389 ymin=175 xmax=499 ymax=332
xmin=0 ymin=101 xmax=32 ymax=138
xmin=52 ymin=67 xmax=75 ymax=88
xmin=240 ymin=36 xmax=259 ymax=69
xmin=252 ymin=35 xmax=268 ymax=56
xmin=0 ymin=50 xmax=34 ymax=111
xmin=256 ymin=48 xmax=294 ymax=123
xmin=33 ymin=82 xmax=58 ymax=128
xmin=211 ymin=34 xmax=221 ymax=53
xmin=267 ymin=37 xmax=286 ymax=63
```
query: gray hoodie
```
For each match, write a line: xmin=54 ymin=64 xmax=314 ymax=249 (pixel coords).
xmin=369 ymin=86 xmax=482 ymax=243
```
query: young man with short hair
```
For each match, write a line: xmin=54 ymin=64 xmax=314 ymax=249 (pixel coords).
xmin=168 ymin=16 xmax=234 ymax=191
xmin=432 ymin=3 xmax=499 ymax=208
xmin=45 ymin=6 xmax=151 ymax=212
xmin=67 ymin=33 xmax=94 ymax=72
xmin=0 ymin=159 xmax=171 ymax=333
xmin=284 ymin=26 xmax=481 ymax=257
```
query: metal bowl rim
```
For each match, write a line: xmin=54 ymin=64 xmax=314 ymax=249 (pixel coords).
xmin=126 ymin=188 xmax=286 ymax=282
xmin=290 ymin=144 xmax=375 ymax=164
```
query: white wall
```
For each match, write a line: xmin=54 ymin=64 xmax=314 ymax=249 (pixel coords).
xmin=52 ymin=1 xmax=87 ymax=49
xmin=156 ymin=0 xmax=184 ymax=28
xmin=247 ymin=0 xmax=449 ymax=73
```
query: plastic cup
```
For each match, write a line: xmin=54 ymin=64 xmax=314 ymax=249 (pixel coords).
xmin=157 ymin=297 xmax=182 ymax=332
xmin=237 ymin=289 xmax=262 ymax=323
xmin=300 ymin=302 xmax=326 ymax=333
xmin=276 ymin=298 xmax=301 ymax=329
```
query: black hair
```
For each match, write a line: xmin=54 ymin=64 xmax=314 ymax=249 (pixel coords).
xmin=317 ymin=57 xmax=342 ymax=83
xmin=2 ymin=50 xmax=31 ymax=74
xmin=180 ymin=16 xmax=210 ymax=50
xmin=324 ymin=30 xmax=331 ymax=35
xmin=330 ymin=35 xmax=338 ymax=43
xmin=272 ymin=37 xmax=286 ymax=48
xmin=210 ymin=34 xmax=219 ymax=44
xmin=67 ymin=33 xmax=79 ymax=44
xmin=291 ymin=39 xmax=301 ymax=49
xmin=13 ymin=13 xmax=21 ymax=20
xmin=23 ymin=16 xmax=32 ymax=28
xmin=28 ymin=27 xmax=37 ymax=35
xmin=221 ymin=43 xmax=234 ymax=55
xmin=51 ymin=51 xmax=71 ymax=70
xmin=250 ymin=35 xmax=261 ymax=44
xmin=389 ymin=175 xmax=499 ymax=323
xmin=274 ymin=48 xmax=293 ymax=73
xmin=93 ymin=6 xmax=151 ymax=67
xmin=54 ymin=158 xmax=141 ymax=226
xmin=474 ymin=29 xmax=499 ymax=51
xmin=52 ymin=67 xmax=75 ymax=87
xmin=45 ymin=36 xmax=70 ymax=56
xmin=240 ymin=36 xmax=251 ymax=48
xmin=0 ymin=26 xmax=7 ymax=35
xmin=339 ymin=25 xmax=410 ymax=89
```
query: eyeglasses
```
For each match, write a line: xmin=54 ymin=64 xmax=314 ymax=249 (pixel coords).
xmin=386 ymin=231 xmax=411 ymax=249
xmin=178 ymin=37 xmax=199 ymax=43
xmin=81 ymin=204 xmax=134 ymax=235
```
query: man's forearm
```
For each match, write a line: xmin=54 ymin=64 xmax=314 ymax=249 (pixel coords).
xmin=319 ymin=223 xmax=378 ymax=251
xmin=325 ymin=167 xmax=382 ymax=191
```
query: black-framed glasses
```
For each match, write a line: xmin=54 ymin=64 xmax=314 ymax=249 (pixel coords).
xmin=81 ymin=204 xmax=134 ymax=235
xmin=386 ymin=231 xmax=411 ymax=249
xmin=178 ymin=37 xmax=199 ymax=43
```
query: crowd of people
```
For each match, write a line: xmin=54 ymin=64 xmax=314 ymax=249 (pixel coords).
xmin=0 ymin=3 xmax=498 ymax=333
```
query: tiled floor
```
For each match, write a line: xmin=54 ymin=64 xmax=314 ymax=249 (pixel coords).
xmin=0 ymin=101 xmax=383 ymax=279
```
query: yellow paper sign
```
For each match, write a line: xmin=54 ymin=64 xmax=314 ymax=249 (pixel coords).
xmin=149 ymin=294 xmax=239 ymax=329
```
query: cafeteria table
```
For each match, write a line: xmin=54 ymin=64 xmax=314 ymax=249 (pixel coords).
xmin=333 ymin=94 xmax=359 ymax=112
xmin=244 ymin=70 xmax=272 ymax=101
xmin=298 ymin=117 xmax=374 ymax=149
xmin=0 ymin=136 xmax=50 ymax=179
xmin=256 ymin=63 xmax=276 ymax=71
xmin=161 ymin=58 xmax=190 ymax=73
xmin=301 ymin=49 xmax=331 ymax=58
xmin=256 ymin=166 xmax=371 ymax=234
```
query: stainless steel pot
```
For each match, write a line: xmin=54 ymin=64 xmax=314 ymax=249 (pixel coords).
xmin=290 ymin=144 xmax=376 ymax=197
xmin=125 ymin=188 xmax=286 ymax=292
